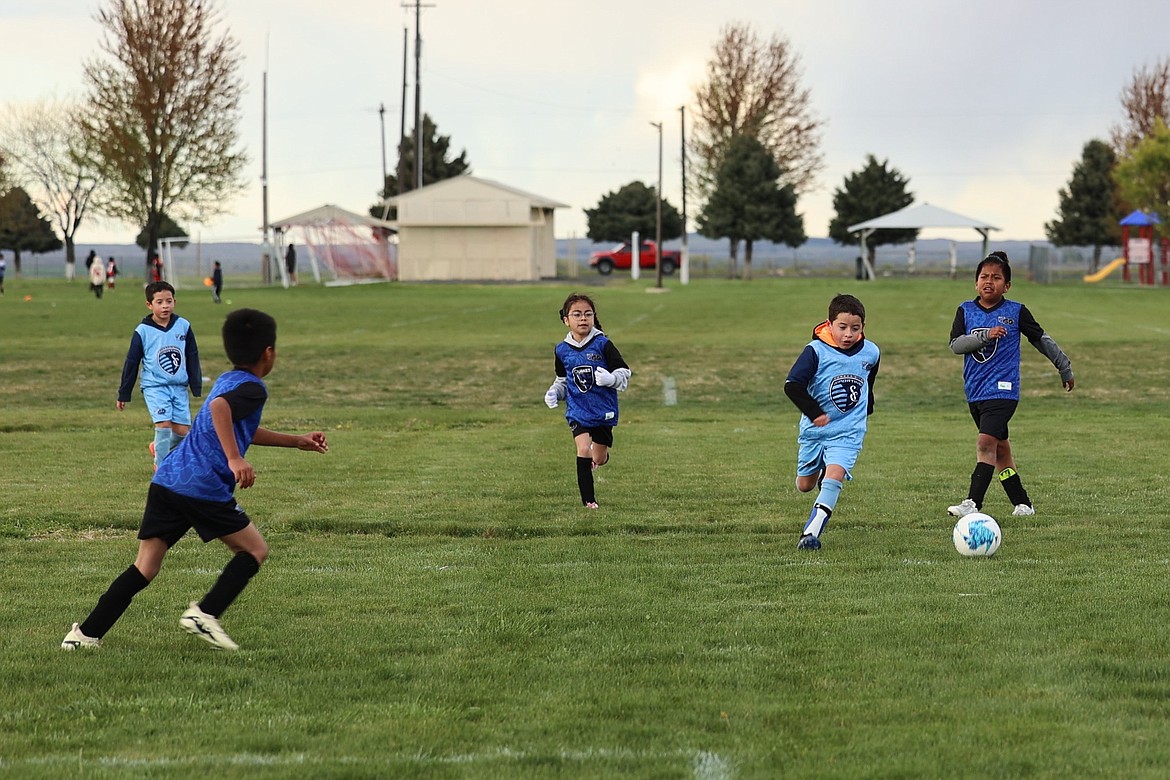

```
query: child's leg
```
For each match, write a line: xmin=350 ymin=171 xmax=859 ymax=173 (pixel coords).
xmin=995 ymin=440 xmax=1032 ymax=508
xmin=590 ymin=442 xmax=609 ymax=469
xmin=962 ymin=433 xmax=1001 ymax=509
xmin=78 ymin=538 xmax=168 ymax=639
xmin=574 ymin=432 xmax=596 ymax=506
xmin=199 ymin=524 xmax=269 ymax=617
xmin=152 ymin=423 xmax=173 ymax=466
xmin=802 ymin=464 xmax=846 ymax=539
xmin=169 ymin=423 xmax=189 ymax=452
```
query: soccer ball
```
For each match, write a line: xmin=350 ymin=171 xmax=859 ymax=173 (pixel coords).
xmin=952 ymin=512 xmax=1002 ymax=557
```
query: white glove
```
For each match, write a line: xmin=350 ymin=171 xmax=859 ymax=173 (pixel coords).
xmin=593 ymin=367 xmax=616 ymax=387
xmin=611 ymin=367 xmax=631 ymax=392
xmin=544 ymin=378 xmax=566 ymax=408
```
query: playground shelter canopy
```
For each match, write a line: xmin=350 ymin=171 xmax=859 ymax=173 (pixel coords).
xmin=848 ymin=203 xmax=999 ymax=279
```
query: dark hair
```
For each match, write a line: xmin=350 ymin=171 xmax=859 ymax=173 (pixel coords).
xmin=145 ymin=281 xmax=175 ymax=301
xmin=559 ymin=292 xmax=603 ymax=331
xmin=223 ymin=308 xmax=277 ymax=367
xmin=976 ymin=251 xmax=1011 ymax=283
xmin=828 ymin=293 xmax=865 ymax=323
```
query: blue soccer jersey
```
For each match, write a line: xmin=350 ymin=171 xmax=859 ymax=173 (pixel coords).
xmin=555 ymin=330 xmax=628 ymax=428
xmin=118 ymin=315 xmax=202 ymax=402
xmin=786 ymin=322 xmax=881 ymax=448
xmin=154 ymin=370 xmax=267 ymax=502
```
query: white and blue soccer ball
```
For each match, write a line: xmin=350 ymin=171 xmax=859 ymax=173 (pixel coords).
xmin=953 ymin=512 xmax=1002 ymax=557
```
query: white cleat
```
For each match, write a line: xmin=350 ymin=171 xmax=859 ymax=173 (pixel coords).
xmin=947 ymin=498 xmax=978 ymax=518
xmin=180 ymin=602 xmax=239 ymax=650
xmin=61 ymin=623 xmax=101 ymax=650
xmin=1012 ymin=503 xmax=1036 ymax=516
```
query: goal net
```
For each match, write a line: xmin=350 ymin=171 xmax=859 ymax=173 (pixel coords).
xmin=272 ymin=204 xmax=398 ymax=286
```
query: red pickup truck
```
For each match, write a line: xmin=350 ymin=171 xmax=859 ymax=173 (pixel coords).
xmin=588 ymin=241 xmax=679 ymax=275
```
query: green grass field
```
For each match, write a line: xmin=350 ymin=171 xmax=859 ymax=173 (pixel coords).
xmin=2 ymin=272 xmax=1170 ymax=779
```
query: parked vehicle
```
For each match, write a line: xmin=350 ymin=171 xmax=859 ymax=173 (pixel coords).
xmin=588 ymin=241 xmax=679 ymax=275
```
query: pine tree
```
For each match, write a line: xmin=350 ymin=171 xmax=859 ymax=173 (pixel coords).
xmin=828 ymin=155 xmax=916 ymax=275
xmin=1046 ymin=140 xmax=1121 ymax=273
xmin=698 ymin=135 xmax=805 ymax=280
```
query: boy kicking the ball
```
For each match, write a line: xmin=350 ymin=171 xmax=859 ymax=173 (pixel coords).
xmin=784 ymin=294 xmax=881 ymax=550
xmin=63 ymin=309 xmax=329 ymax=651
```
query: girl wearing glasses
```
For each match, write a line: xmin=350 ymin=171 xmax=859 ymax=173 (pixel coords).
xmin=544 ymin=293 xmax=632 ymax=509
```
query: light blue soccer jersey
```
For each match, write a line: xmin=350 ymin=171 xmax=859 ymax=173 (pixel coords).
xmin=957 ymin=299 xmax=1024 ymax=402
xmin=117 ymin=315 xmax=201 ymax=402
xmin=154 ymin=370 xmax=267 ymax=502
xmin=555 ymin=331 xmax=622 ymax=428
xmin=787 ymin=332 xmax=880 ymax=448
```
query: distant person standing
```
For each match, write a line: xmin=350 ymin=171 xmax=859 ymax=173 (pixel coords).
xmin=89 ymin=253 xmax=106 ymax=298
xmin=107 ymin=257 xmax=119 ymax=290
xmin=0 ymin=251 xmax=6 ymax=296
xmin=152 ymin=253 xmax=165 ymax=284
xmin=211 ymin=261 xmax=223 ymax=304
xmin=284 ymin=243 xmax=297 ymax=285
xmin=66 ymin=251 xmax=78 ymax=282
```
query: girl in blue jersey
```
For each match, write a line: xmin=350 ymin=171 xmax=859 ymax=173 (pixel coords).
xmin=785 ymin=294 xmax=881 ymax=550
xmin=63 ymin=309 xmax=329 ymax=651
xmin=117 ymin=282 xmax=203 ymax=469
xmin=544 ymin=293 xmax=631 ymax=509
xmin=947 ymin=252 xmax=1074 ymax=519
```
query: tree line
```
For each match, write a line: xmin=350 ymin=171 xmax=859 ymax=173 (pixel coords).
xmin=2 ymin=6 xmax=1169 ymax=280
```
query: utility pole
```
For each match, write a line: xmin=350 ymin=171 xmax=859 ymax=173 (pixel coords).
xmin=651 ymin=121 xmax=664 ymax=288
xmin=397 ymin=26 xmax=407 ymax=196
xmin=679 ymin=105 xmax=689 ymax=285
xmin=379 ymin=103 xmax=387 ymax=195
xmin=403 ymin=1 xmax=435 ymax=192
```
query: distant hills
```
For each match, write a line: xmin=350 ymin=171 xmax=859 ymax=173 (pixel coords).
xmin=13 ymin=234 xmax=1097 ymax=280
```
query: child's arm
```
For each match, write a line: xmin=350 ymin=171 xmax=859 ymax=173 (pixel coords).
xmin=545 ymin=352 xmax=568 ymax=408
xmin=209 ymin=397 xmax=255 ymax=489
xmin=185 ymin=327 xmax=202 ymax=397
xmin=597 ymin=341 xmax=631 ymax=391
xmin=1019 ymin=307 xmax=1074 ymax=391
xmin=949 ymin=306 xmax=1000 ymax=354
xmin=785 ymin=346 xmax=828 ymax=425
xmin=867 ymin=356 xmax=880 ymax=415
xmin=116 ymin=331 xmax=145 ymax=410
xmin=252 ymin=428 xmax=330 ymax=452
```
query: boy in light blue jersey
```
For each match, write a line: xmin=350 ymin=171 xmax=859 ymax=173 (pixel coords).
xmin=946 ymin=252 xmax=1074 ymax=519
xmin=118 ymin=282 xmax=202 ymax=469
xmin=545 ymin=292 xmax=631 ymax=509
xmin=63 ymin=308 xmax=329 ymax=651
xmin=784 ymin=294 xmax=881 ymax=550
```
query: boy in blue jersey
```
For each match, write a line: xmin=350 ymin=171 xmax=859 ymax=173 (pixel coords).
xmin=544 ymin=292 xmax=631 ymax=509
xmin=63 ymin=309 xmax=329 ymax=651
xmin=118 ymin=282 xmax=202 ymax=469
xmin=785 ymin=294 xmax=881 ymax=550
xmin=947 ymin=251 xmax=1074 ymax=519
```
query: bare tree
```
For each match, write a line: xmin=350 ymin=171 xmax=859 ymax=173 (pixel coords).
xmin=81 ymin=0 xmax=247 ymax=260
xmin=690 ymin=23 xmax=823 ymax=198
xmin=689 ymin=22 xmax=823 ymax=269
xmin=1 ymin=98 xmax=102 ymax=279
xmin=1111 ymin=58 xmax=1170 ymax=154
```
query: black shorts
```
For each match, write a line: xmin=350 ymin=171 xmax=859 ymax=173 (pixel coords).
xmin=968 ymin=399 xmax=1018 ymax=441
xmin=139 ymin=483 xmax=251 ymax=547
xmin=568 ymin=421 xmax=614 ymax=448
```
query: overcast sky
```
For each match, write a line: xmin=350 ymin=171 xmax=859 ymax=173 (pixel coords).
xmin=3 ymin=0 xmax=1169 ymax=245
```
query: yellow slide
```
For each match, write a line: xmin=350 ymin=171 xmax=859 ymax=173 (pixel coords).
xmin=1083 ymin=257 xmax=1125 ymax=283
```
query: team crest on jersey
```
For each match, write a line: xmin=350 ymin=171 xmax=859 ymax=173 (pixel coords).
xmin=970 ymin=328 xmax=998 ymax=363
xmin=829 ymin=374 xmax=864 ymax=412
xmin=571 ymin=364 xmax=599 ymax=393
xmin=157 ymin=346 xmax=183 ymax=375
